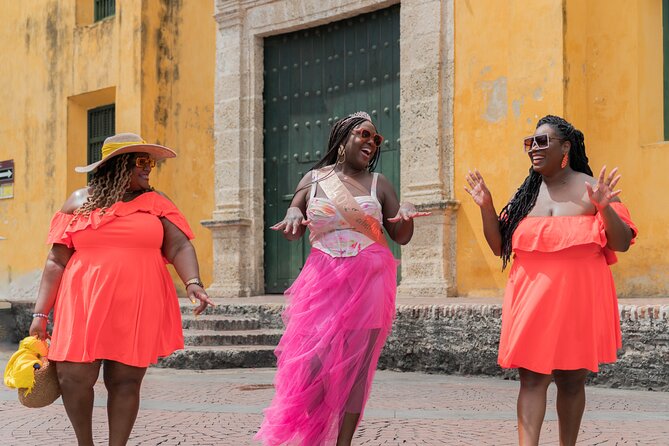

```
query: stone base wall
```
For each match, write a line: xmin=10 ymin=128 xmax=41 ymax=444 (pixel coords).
xmin=379 ymin=304 xmax=510 ymax=377
xmin=379 ymin=303 xmax=669 ymax=391
xmin=6 ymin=302 xmax=46 ymax=342
xmin=5 ymin=300 xmax=667 ymax=391
xmin=592 ymin=306 xmax=669 ymax=390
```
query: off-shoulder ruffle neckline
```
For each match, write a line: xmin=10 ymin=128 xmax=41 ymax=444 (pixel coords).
xmin=512 ymin=203 xmax=636 ymax=265
xmin=48 ymin=192 xmax=194 ymax=247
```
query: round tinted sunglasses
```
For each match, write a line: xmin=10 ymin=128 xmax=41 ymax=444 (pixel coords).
xmin=353 ymin=128 xmax=384 ymax=147
xmin=523 ymin=134 xmax=565 ymax=152
xmin=135 ymin=156 xmax=156 ymax=169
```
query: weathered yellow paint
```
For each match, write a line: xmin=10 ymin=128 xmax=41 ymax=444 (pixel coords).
xmin=1 ymin=0 xmax=665 ymax=300
xmin=139 ymin=0 xmax=216 ymax=293
xmin=455 ymin=0 xmax=668 ymax=297
xmin=0 ymin=0 xmax=215 ymax=298
xmin=573 ymin=0 xmax=667 ymax=297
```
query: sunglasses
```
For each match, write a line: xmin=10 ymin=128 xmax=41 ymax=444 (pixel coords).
xmin=353 ymin=128 xmax=384 ymax=147
xmin=135 ymin=156 xmax=156 ymax=169
xmin=523 ymin=134 xmax=565 ymax=152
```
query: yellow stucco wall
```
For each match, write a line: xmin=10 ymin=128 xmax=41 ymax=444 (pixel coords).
xmin=139 ymin=0 xmax=215 ymax=293
xmin=455 ymin=0 xmax=668 ymax=297
xmin=1 ymin=0 xmax=665 ymax=299
xmin=0 ymin=0 xmax=214 ymax=298
xmin=0 ymin=0 xmax=74 ymax=297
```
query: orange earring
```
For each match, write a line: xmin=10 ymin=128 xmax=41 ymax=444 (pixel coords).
xmin=561 ymin=153 xmax=569 ymax=169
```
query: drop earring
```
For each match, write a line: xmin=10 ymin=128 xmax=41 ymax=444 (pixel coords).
xmin=561 ymin=153 xmax=569 ymax=169
xmin=336 ymin=145 xmax=346 ymax=165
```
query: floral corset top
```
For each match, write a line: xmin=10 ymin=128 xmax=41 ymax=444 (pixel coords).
xmin=306 ymin=171 xmax=383 ymax=257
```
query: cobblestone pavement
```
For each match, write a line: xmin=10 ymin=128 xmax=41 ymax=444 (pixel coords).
xmin=1 ymin=345 xmax=668 ymax=446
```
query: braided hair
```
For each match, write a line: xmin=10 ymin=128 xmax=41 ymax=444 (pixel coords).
xmin=73 ymin=153 xmax=142 ymax=220
xmin=498 ymin=115 xmax=593 ymax=269
xmin=312 ymin=115 xmax=381 ymax=172
xmin=291 ymin=114 xmax=382 ymax=197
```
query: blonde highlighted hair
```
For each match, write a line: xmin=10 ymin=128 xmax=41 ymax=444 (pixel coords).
xmin=73 ymin=153 xmax=138 ymax=219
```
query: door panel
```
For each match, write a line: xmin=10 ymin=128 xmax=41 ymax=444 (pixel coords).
xmin=264 ymin=5 xmax=401 ymax=293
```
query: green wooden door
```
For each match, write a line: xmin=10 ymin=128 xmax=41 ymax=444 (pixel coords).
xmin=263 ymin=5 xmax=400 ymax=293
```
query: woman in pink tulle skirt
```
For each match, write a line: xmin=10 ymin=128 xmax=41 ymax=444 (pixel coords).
xmin=255 ymin=112 xmax=429 ymax=446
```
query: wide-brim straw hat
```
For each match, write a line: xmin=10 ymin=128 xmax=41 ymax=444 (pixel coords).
xmin=74 ymin=132 xmax=177 ymax=173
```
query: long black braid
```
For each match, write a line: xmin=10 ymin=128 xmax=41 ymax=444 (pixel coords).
xmin=498 ymin=115 xmax=593 ymax=270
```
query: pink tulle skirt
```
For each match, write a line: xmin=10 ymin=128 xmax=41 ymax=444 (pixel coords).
xmin=255 ymin=244 xmax=397 ymax=446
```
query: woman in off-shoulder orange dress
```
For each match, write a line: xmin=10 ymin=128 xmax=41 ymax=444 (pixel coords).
xmin=464 ymin=115 xmax=637 ymax=446
xmin=29 ymin=133 xmax=215 ymax=446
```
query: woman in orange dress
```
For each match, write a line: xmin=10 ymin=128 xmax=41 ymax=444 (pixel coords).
xmin=464 ymin=115 xmax=637 ymax=446
xmin=29 ymin=133 xmax=215 ymax=446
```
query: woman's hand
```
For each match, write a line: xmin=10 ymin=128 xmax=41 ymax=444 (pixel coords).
xmin=187 ymin=285 xmax=216 ymax=316
xmin=586 ymin=166 xmax=622 ymax=211
xmin=464 ymin=170 xmax=493 ymax=208
xmin=29 ymin=317 xmax=49 ymax=341
xmin=270 ymin=207 xmax=310 ymax=234
xmin=387 ymin=202 xmax=431 ymax=222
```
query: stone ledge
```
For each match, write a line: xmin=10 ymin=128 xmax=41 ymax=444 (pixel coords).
xmin=4 ymin=300 xmax=667 ymax=391
xmin=620 ymin=305 xmax=669 ymax=321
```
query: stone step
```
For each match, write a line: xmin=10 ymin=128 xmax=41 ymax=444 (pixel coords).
xmin=178 ymin=300 xmax=284 ymax=317
xmin=181 ymin=314 xmax=260 ymax=331
xmin=156 ymin=345 xmax=277 ymax=369
xmin=178 ymin=299 xmax=286 ymax=329
xmin=182 ymin=329 xmax=283 ymax=347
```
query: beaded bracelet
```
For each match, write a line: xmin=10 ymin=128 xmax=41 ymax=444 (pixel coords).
xmin=32 ymin=313 xmax=49 ymax=321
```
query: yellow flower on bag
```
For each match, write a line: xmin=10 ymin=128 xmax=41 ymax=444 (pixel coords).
xmin=3 ymin=336 xmax=49 ymax=395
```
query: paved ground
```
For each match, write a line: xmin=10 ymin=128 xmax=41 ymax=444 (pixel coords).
xmin=1 ymin=344 xmax=668 ymax=446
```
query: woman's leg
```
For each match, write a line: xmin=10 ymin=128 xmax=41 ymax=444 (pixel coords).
xmin=56 ymin=360 xmax=102 ymax=446
xmin=517 ymin=368 xmax=553 ymax=446
xmin=336 ymin=329 xmax=381 ymax=446
xmin=336 ymin=412 xmax=361 ymax=446
xmin=553 ymin=369 xmax=589 ymax=446
xmin=103 ymin=360 xmax=147 ymax=446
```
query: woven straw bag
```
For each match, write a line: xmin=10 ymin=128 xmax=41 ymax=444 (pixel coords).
xmin=17 ymin=358 xmax=61 ymax=408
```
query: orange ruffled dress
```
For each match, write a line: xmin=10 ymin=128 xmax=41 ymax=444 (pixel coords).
xmin=45 ymin=192 xmax=192 ymax=367
xmin=498 ymin=202 xmax=637 ymax=374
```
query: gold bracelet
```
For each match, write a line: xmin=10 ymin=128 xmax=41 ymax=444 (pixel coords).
xmin=184 ymin=277 xmax=204 ymax=288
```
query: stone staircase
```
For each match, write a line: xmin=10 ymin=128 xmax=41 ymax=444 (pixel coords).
xmin=156 ymin=299 xmax=285 ymax=369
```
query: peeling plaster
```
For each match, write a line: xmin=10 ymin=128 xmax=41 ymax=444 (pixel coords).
xmin=532 ymin=87 xmax=543 ymax=101
xmin=512 ymin=98 xmax=523 ymax=118
xmin=481 ymin=77 xmax=507 ymax=123
xmin=154 ymin=0 xmax=183 ymax=129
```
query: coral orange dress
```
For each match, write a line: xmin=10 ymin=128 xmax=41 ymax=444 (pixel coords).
xmin=45 ymin=192 xmax=192 ymax=367
xmin=498 ymin=202 xmax=637 ymax=374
